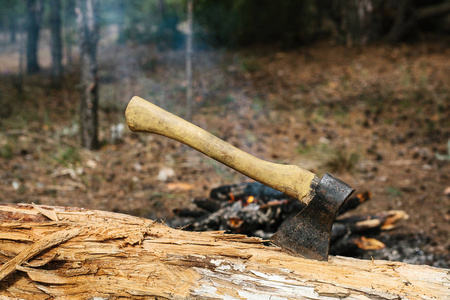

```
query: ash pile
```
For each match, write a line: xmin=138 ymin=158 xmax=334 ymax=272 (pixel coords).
xmin=170 ymin=182 xmax=449 ymax=267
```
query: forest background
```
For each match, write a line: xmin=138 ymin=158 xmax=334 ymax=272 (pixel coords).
xmin=0 ymin=0 xmax=449 ymax=267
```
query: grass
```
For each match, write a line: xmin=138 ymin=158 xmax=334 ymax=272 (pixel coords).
xmin=0 ymin=140 xmax=13 ymax=159
xmin=52 ymin=146 xmax=81 ymax=167
xmin=334 ymin=106 xmax=350 ymax=127
xmin=241 ymin=56 xmax=261 ymax=73
xmin=324 ymin=148 xmax=360 ymax=174
xmin=386 ymin=186 xmax=403 ymax=198
xmin=296 ymin=143 xmax=314 ymax=155
xmin=296 ymin=141 xmax=330 ymax=156
xmin=296 ymin=140 xmax=361 ymax=174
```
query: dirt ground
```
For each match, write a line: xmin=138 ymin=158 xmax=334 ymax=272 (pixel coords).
xmin=0 ymin=33 xmax=449 ymax=266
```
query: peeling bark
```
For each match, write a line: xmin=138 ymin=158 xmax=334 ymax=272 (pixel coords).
xmin=0 ymin=204 xmax=448 ymax=299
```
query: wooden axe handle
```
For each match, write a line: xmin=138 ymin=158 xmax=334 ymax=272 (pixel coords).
xmin=125 ymin=96 xmax=317 ymax=204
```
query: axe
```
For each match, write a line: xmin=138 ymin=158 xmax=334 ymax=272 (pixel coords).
xmin=125 ymin=96 xmax=354 ymax=261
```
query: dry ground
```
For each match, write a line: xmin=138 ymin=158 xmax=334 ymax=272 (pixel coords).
xmin=0 ymin=33 xmax=449 ymax=266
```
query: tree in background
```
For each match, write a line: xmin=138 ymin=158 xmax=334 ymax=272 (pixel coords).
xmin=63 ymin=0 xmax=76 ymax=70
xmin=193 ymin=0 xmax=319 ymax=48
xmin=0 ymin=2 xmax=22 ymax=44
xmin=116 ymin=0 xmax=126 ymax=44
xmin=50 ymin=0 xmax=63 ymax=82
xmin=387 ymin=0 xmax=450 ymax=43
xmin=193 ymin=0 xmax=450 ymax=47
xmin=76 ymin=0 xmax=100 ymax=150
xmin=26 ymin=0 xmax=42 ymax=74
xmin=186 ymin=0 xmax=193 ymax=120
xmin=118 ymin=0 xmax=184 ymax=49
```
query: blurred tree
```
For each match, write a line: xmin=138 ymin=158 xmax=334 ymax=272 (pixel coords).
xmin=193 ymin=0 xmax=450 ymax=47
xmin=76 ymin=0 xmax=100 ymax=150
xmin=328 ymin=0 xmax=450 ymax=45
xmin=186 ymin=0 xmax=193 ymax=120
xmin=118 ymin=0 xmax=184 ymax=49
xmin=50 ymin=0 xmax=63 ymax=82
xmin=2 ymin=2 xmax=23 ymax=43
xmin=387 ymin=0 xmax=450 ymax=43
xmin=26 ymin=0 xmax=43 ymax=74
xmin=158 ymin=0 xmax=166 ymax=18
xmin=9 ymin=15 xmax=17 ymax=44
xmin=194 ymin=0 xmax=319 ymax=48
xmin=63 ymin=0 xmax=76 ymax=69
xmin=116 ymin=0 xmax=126 ymax=44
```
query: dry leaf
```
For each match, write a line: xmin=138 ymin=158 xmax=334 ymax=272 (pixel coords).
xmin=166 ymin=182 xmax=194 ymax=191
xmin=355 ymin=237 xmax=385 ymax=250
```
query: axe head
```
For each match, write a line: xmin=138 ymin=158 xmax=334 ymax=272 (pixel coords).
xmin=270 ymin=173 xmax=354 ymax=261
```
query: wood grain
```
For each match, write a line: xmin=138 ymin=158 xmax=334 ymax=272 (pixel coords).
xmin=0 ymin=203 xmax=448 ymax=299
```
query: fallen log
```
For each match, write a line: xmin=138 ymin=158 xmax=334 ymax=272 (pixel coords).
xmin=0 ymin=204 xmax=448 ymax=299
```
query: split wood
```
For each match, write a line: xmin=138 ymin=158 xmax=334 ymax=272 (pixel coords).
xmin=0 ymin=203 xmax=448 ymax=299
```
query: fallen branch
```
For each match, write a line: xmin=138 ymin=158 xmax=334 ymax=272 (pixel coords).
xmin=0 ymin=204 xmax=448 ymax=299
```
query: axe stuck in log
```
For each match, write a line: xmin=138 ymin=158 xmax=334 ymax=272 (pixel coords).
xmin=125 ymin=96 xmax=355 ymax=261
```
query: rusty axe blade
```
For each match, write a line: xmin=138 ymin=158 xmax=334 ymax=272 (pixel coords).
xmin=271 ymin=173 xmax=354 ymax=261
xmin=125 ymin=96 xmax=355 ymax=261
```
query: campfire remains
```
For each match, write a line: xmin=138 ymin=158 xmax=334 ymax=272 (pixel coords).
xmin=172 ymin=182 xmax=409 ymax=257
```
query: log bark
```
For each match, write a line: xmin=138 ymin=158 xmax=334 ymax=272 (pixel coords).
xmin=0 ymin=204 xmax=448 ymax=299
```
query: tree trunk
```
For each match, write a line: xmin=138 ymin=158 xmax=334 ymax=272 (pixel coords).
xmin=76 ymin=0 xmax=99 ymax=150
xmin=116 ymin=0 xmax=126 ymax=44
xmin=388 ymin=0 xmax=450 ymax=43
xmin=0 ymin=204 xmax=448 ymax=299
xmin=26 ymin=0 xmax=42 ymax=74
xmin=9 ymin=12 xmax=17 ymax=44
xmin=63 ymin=0 xmax=76 ymax=70
xmin=329 ymin=0 xmax=450 ymax=45
xmin=158 ymin=0 xmax=166 ymax=18
xmin=50 ymin=0 xmax=63 ymax=82
xmin=186 ymin=0 xmax=193 ymax=121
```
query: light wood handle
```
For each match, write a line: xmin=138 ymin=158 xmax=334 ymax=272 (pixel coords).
xmin=125 ymin=96 xmax=317 ymax=204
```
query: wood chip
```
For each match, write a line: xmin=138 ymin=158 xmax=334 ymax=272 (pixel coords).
xmin=32 ymin=203 xmax=59 ymax=221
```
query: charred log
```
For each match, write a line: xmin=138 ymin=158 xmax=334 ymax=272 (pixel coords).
xmin=192 ymin=197 xmax=222 ymax=212
xmin=171 ymin=182 xmax=415 ymax=260
xmin=210 ymin=181 xmax=287 ymax=203
xmin=338 ymin=191 xmax=371 ymax=215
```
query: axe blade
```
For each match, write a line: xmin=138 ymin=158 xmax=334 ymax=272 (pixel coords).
xmin=271 ymin=173 xmax=354 ymax=261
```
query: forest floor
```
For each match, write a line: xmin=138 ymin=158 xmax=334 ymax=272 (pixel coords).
xmin=0 ymin=34 xmax=449 ymax=267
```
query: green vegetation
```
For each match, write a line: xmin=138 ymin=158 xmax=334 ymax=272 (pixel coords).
xmin=0 ymin=142 xmax=13 ymax=159
xmin=52 ymin=146 xmax=81 ymax=167
xmin=241 ymin=56 xmax=261 ymax=73
xmin=324 ymin=148 xmax=360 ymax=174
xmin=296 ymin=140 xmax=360 ymax=174
xmin=386 ymin=187 xmax=403 ymax=198
xmin=296 ymin=143 xmax=315 ymax=155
